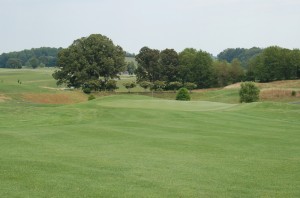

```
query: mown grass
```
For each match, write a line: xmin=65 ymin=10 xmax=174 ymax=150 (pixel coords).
xmin=0 ymin=68 xmax=300 ymax=197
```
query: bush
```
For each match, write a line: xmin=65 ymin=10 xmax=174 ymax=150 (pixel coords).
xmin=176 ymin=88 xmax=191 ymax=101
xmin=82 ymin=87 xmax=91 ymax=94
xmin=88 ymin=95 xmax=95 ymax=101
xmin=106 ymin=79 xmax=118 ymax=92
xmin=291 ymin=90 xmax=296 ymax=96
xmin=239 ymin=82 xmax=260 ymax=103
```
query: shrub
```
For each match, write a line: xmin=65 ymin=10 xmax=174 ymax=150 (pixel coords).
xmin=176 ymin=88 xmax=191 ymax=101
xmin=106 ymin=79 xmax=118 ymax=92
xmin=291 ymin=90 xmax=296 ymax=96
xmin=88 ymin=95 xmax=95 ymax=101
xmin=82 ymin=87 xmax=91 ymax=94
xmin=239 ymin=82 xmax=260 ymax=103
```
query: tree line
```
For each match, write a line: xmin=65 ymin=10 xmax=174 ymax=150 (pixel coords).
xmin=0 ymin=47 xmax=61 ymax=68
xmin=52 ymin=34 xmax=300 ymax=93
xmin=134 ymin=47 xmax=245 ymax=90
xmin=217 ymin=46 xmax=300 ymax=82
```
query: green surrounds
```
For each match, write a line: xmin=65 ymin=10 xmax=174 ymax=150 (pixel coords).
xmin=1 ymin=94 xmax=300 ymax=197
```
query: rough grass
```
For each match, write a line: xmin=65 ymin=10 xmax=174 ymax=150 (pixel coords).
xmin=0 ymin=68 xmax=300 ymax=197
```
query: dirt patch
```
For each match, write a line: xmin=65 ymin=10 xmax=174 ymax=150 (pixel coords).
xmin=40 ymin=86 xmax=66 ymax=91
xmin=0 ymin=94 xmax=11 ymax=102
xmin=224 ymin=80 xmax=300 ymax=90
xmin=223 ymin=83 xmax=242 ymax=89
xmin=23 ymin=93 xmax=87 ymax=104
xmin=260 ymin=89 xmax=299 ymax=100
xmin=193 ymin=88 xmax=222 ymax=92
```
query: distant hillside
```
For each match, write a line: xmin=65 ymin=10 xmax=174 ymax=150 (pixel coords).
xmin=0 ymin=48 xmax=136 ymax=69
xmin=217 ymin=47 xmax=263 ymax=68
xmin=0 ymin=47 xmax=62 ymax=68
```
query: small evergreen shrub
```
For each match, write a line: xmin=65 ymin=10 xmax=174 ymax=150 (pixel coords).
xmin=176 ymin=88 xmax=191 ymax=101
xmin=291 ymin=90 xmax=296 ymax=96
xmin=239 ymin=82 xmax=260 ymax=103
xmin=88 ymin=95 xmax=95 ymax=101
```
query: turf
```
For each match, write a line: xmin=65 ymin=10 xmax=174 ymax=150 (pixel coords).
xmin=0 ymin=69 xmax=300 ymax=197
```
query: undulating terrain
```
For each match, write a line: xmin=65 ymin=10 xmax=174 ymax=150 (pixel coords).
xmin=0 ymin=69 xmax=300 ymax=197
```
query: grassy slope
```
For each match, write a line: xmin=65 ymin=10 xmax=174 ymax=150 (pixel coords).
xmin=0 ymin=69 xmax=300 ymax=197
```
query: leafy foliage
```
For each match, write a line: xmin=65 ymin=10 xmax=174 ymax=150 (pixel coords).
xmin=239 ymin=82 xmax=260 ymax=103
xmin=88 ymin=95 xmax=96 ymax=100
xmin=106 ymin=80 xmax=118 ymax=92
xmin=5 ymin=58 xmax=22 ymax=69
xmin=53 ymin=34 xmax=125 ymax=90
xmin=184 ymin=82 xmax=197 ymax=92
xmin=126 ymin=61 xmax=136 ymax=75
xmin=160 ymin=49 xmax=180 ymax=82
xmin=123 ymin=81 xmax=136 ymax=93
xmin=213 ymin=59 xmax=245 ymax=87
xmin=249 ymin=46 xmax=300 ymax=82
xmin=176 ymin=87 xmax=191 ymax=101
xmin=135 ymin=47 xmax=161 ymax=82
xmin=138 ymin=81 xmax=152 ymax=91
xmin=179 ymin=48 xmax=214 ymax=88
xmin=152 ymin=80 xmax=166 ymax=91
xmin=83 ymin=87 xmax=92 ymax=94
xmin=167 ymin=81 xmax=183 ymax=92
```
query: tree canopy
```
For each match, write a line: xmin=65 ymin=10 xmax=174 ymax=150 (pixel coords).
xmin=52 ymin=34 xmax=126 ymax=89
xmin=135 ymin=47 xmax=161 ymax=82
xmin=248 ymin=46 xmax=300 ymax=82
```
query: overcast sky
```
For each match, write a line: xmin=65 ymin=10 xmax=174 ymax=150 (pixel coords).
xmin=1 ymin=0 xmax=299 ymax=55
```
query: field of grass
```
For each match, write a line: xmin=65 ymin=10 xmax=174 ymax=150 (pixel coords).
xmin=1 ymin=69 xmax=300 ymax=197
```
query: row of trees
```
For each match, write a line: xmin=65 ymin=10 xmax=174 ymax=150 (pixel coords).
xmin=52 ymin=34 xmax=300 ymax=93
xmin=0 ymin=47 xmax=62 ymax=68
xmin=217 ymin=46 xmax=300 ymax=82
xmin=135 ymin=47 xmax=245 ymax=89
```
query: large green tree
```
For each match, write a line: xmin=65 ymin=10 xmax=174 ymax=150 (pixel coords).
xmin=5 ymin=58 xmax=22 ymax=69
xmin=135 ymin=47 xmax=160 ymax=82
xmin=251 ymin=46 xmax=300 ymax=82
xmin=53 ymin=34 xmax=125 ymax=89
xmin=159 ymin=48 xmax=179 ymax=82
xmin=29 ymin=57 xmax=40 ymax=69
xmin=179 ymin=48 xmax=214 ymax=88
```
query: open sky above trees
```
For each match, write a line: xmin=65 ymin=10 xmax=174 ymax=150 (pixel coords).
xmin=1 ymin=0 xmax=299 ymax=55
